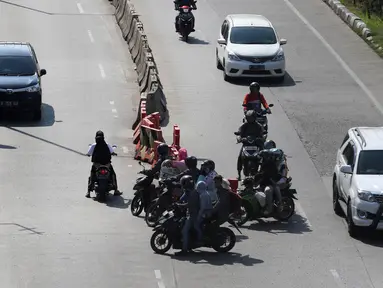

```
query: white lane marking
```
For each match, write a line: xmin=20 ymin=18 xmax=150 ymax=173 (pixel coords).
xmin=98 ymin=64 xmax=106 ymax=79
xmin=284 ymin=0 xmax=383 ymax=116
xmin=295 ymin=202 xmax=312 ymax=228
xmin=330 ymin=269 xmax=345 ymax=287
xmin=128 ymin=164 xmax=133 ymax=167
xmin=87 ymin=30 xmax=94 ymax=43
xmin=112 ymin=108 xmax=117 ymax=114
xmin=76 ymin=3 xmax=84 ymax=14
xmin=122 ymin=146 xmax=129 ymax=153
xmin=109 ymin=101 xmax=114 ymax=105
xmin=154 ymin=270 xmax=166 ymax=288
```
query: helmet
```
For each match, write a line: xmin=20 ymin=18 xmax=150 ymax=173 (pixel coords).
xmin=270 ymin=148 xmax=284 ymax=162
xmin=245 ymin=110 xmax=256 ymax=123
xmin=242 ymin=177 xmax=253 ymax=187
xmin=161 ymin=159 xmax=173 ymax=168
xmin=249 ymin=82 xmax=260 ymax=93
xmin=157 ymin=143 xmax=169 ymax=157
xmin=95 ymin=130 xmax=104 ymax=139
xmin=185 ymin=156 xmax=197 ymax=169
xmin=264 ymin=140 xmax=276 ymax=150
xmin=180 ymin=175 xmax=194 ymax=190
xmin=202 ymin=159 xmax=215 ymax=172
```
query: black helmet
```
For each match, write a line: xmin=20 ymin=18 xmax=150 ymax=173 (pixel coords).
xmin=95 ymin=130 xmax=104 ymax=138
xmin=264 ymin=140 xmax=276 ymax=150
xmin=249 ymin=82 xmax=260 ymax=93
xmin=185 ymin=156 xmax=197 ymax=169
xmin=157 ymin=143 xmax=169 ymax=157
xmin=202 ymin=159 xmax=215 ymax=172
xmin=245 ymin=110 xmax=256 ymax=123
xmin=180 ymin=175 xmax=194 ymax=190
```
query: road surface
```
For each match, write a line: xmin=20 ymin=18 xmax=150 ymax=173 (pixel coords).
xmin=1 ymin=0 xmax=383 ymax=287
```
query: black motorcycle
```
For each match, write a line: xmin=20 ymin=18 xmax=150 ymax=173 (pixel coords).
xmin=242 ymin=103 xmax=274 ymax=139
xmin=88 ymin=144 xmax=117 ymax=202
xmin=145 ymin=180 xmax=181 ymax=227
xmin=131 ymin=161 xmax=159 ymax=216
xmin=234 ymin=134 xmax=264 ymax=177
xmin=174 ymin=1 xmax=197 ymax=42
xmin=150 ymin=204 xmax=241 ymax=254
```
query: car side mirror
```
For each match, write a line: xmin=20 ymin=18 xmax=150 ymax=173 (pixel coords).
xmin=279 ymin=38 xmax=287 ymax=45
xmin=340 ymin=165 xmax=353 ymax=174
xmin=40 ymin=69 xmax=47 ymax=76
xmin=217 ymin=38 xmax=227 ymax=45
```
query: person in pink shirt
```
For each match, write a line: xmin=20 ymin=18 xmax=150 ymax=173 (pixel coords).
xmin=172 ymin=148 xmax=188 ymax=172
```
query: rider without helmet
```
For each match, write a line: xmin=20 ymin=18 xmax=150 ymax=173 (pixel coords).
xmin=201 ymin=159 xmax=215 ymax=174
xmin=157 ymin=143 xmax=169 ymax=158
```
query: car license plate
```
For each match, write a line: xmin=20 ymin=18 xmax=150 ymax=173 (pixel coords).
xmin=249 ymin=65 xmax=265 ymax=71
xmin=0 ymin=101 xmax=18 ymax=107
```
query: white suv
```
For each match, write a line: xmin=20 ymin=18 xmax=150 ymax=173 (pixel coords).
xmin=333 ymin=127 xmax=383 ymax=237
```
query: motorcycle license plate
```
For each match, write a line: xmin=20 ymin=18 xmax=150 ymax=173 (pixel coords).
xmin=249 ymin=65 xmax=265 ymax=71
xmin=0 ymin=101 xmax=18 ymax=107
xmin=244 ymin=146 xmax=259 ymax=150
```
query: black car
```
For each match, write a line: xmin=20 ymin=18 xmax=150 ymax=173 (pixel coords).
xmin=0 ymin=42 xmax=47 ymax=121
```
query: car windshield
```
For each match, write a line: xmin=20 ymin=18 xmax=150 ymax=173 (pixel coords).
xmin=230 ymin=26 xmax=277 ymax=45
xmin=357 ymin=150 xmax=383 ymax=175
xmin=0 ymin=56 xmax=36 ymax=76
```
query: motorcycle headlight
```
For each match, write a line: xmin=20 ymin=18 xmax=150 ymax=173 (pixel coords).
xmin=272 ymin=49 xmax=284 ymax=62
xmin=357 ymin=190 xmax=376 ymax=202
xmin=227 ymin=51 xmax=240 ymax=61
xmin=26 ymin=83 xmax=40 ymax=92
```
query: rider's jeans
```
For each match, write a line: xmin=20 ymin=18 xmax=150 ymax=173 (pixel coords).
xmin=182 ymin=217 xmax=193 ymax=250
xmin=265 ymin=184 xmax=282 ymax=213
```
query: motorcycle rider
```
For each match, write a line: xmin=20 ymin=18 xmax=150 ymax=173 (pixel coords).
xmin=174 ymin=0 xmax=197 ymax=32
xmin=236 ymin=110 xmax=265 ymax=180
xmin=198 ymin=160 xmax=218 ymax=202
xmin=195 ymin=181 xmax=213 ymax=244
xmin=242 ymin=82 xmax=271 ymax=113
xmin=175 ymin=175 xmax=200 ymax=256
xmin=257 ymin=148 xmax=284 ymax=215
xmin=166 ymin=156 xmax=200 ymax=183
xmin=86 ymin=131 xmax=121 ymax=198
xmin=212 ymin=175 xmax=230 ymax=225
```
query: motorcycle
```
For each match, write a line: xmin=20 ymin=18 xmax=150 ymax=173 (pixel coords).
xmin=243 ymin=103 xmax=274 ymax=139
xmin=234 ymin=133 xmax=264 ymax=177
xmin=145 ymin=180 xmax=181 ymax=227
xmin=235 ymin=176 xmax=297 ymax=226
xmin=174 ymin=1 xmax=197 ymax=42
xmin=131 ymin=161 xmax=159 ymax=216
xmin=150 ymin=204 xmax=241 ymax=254
xmin=87 ymin=144 xmax=118 ymax=202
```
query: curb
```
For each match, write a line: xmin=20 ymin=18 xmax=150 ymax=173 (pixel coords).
xmin=322 ymin=0 xmax=383 ymax=56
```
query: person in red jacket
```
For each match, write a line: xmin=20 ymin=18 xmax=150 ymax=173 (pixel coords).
xmin=243 ymin=82 xmax=271 ymax=113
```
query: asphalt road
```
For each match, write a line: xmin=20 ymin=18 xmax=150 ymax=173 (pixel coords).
xmin=1 ymin=0 xmax=383 ymax=287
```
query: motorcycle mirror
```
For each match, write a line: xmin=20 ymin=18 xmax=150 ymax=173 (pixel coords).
xmin=234 ymin=132 xmax=240 ymax=136
xmin=112 ymin=145 xmax=117 ymax=148
xmin=269 ymin=104 xmax=274 ymax=107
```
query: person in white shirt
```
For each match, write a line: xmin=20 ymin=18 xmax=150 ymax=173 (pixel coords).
xmin=86 ymin=130 xmax=122 ymax=198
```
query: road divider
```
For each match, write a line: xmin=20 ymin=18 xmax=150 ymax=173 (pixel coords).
xmin=108 ymin=0 xmax=168 ymax=130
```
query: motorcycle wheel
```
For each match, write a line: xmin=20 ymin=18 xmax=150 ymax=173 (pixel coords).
xmin=145 ymin=203 xmax=159 ymax=227
xmin=236 ymin=201 xmax=251 ymax=226
xmin=150 ymin=230 xmax=172 ymax=254
xmin=131 ymin=195 xmax=144 ymax=216
xmin=212 ymin=227 xmax=236 ymax=253
xmin=274 ymin=197 xmax=295 ymax=221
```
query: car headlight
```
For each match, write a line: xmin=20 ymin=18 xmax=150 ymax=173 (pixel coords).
xmin=357 ymin=190 xmax=376 ymax=202
xmin=26 ymin=84 xmax=40 ymax=93
xmin=227 ymin=51 xmax=240 ymax=61
xmin=272 ymin=49 xmax=285 ymax=62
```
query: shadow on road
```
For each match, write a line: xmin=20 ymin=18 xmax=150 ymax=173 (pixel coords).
xmin=0 ymin=103 xmax=56 ymax=127
xmin=185 ymin=36 xmax=209 ymax=45
xmin=245 ymin=213 xmax=312 ymax=235
xmin=353 ymin=231 xmax=383 ymax=248
xmin=106 ymin=196 xmax=132 ymax=209
xmin=228 ymin=72 xmax=297 ymax=88
xmin=235 ymin=234 xmax=249 ymax=242
xmin=0 ymin=144 xmax=17 ymax=149
xmin=171 ymin=251 xmax=263 ymax=266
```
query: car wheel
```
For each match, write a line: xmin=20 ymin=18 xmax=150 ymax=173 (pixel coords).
xmin=346 ymin=200 xmax=360 ymax=238
xmin=332 ymin=178 xmax=343 ymax=216
xmin=216 ymin=50 xmax=223 ymax=70
xmin=33 ymin=108 xmax=42 ymax=121
xmin=222 ymin=59 xmax=231 ymax=82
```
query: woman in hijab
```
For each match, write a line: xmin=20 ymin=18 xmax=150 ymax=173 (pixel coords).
xmin=194 ymin=181 xmax=213 ymax=243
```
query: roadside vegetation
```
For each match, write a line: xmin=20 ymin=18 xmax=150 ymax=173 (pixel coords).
xmin=340 ymin=0 xmax=383 ymax=53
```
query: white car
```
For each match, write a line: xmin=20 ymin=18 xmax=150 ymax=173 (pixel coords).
xmin=216 ymin=14 xmax=287 ymax=82
xmin=333 ymin=127 xmax=383 ymax=237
